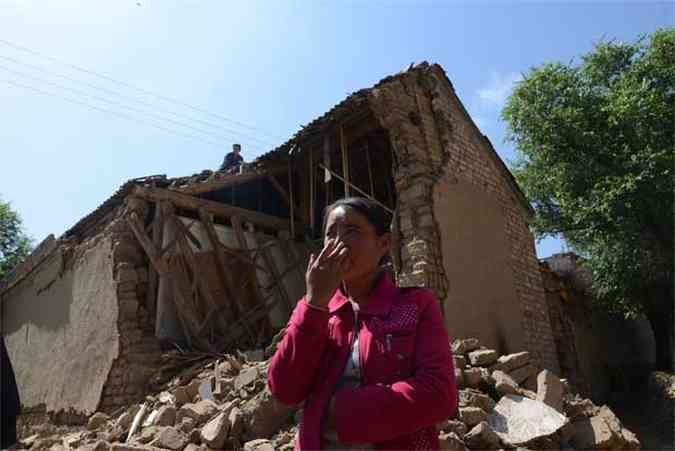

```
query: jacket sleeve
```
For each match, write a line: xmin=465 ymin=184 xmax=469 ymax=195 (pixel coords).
xmin=266 ymin=298 xmax=330 ymax=406
xmin=334 ymin=291 xmax=458 ymax=443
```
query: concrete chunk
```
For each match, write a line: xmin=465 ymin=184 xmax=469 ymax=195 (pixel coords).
xmin=201 ymin=411 xmax=229 ymax=449
xmin=464 ymin=421 xmax=501 ymax=449
xmin=463 ymin=368 xmax=482 ymax=388
xmin=459 ymin=389 xmax=496 ymax=412
xmin=438 ymin=432 xmax=468 ymax=450
xmin=150 ymin=427 xmax=188 ymax=451
xmin=536 ymin=370 xmax=564 ymax=412
xmin=509 ymin=363 xmax=536 ymax=384
xmin=488 ymin=394 xmax=568 ymax=447
xmin=452 ymin=338 xmax=480 ymax=355
xmin=453 ymin=355 xmax=467 ymax=369
xmin=154 ymin=405 xmax=176 ymax=427
xmin=570 ymin=416 xmax=618 ymax=449
xmin=467 ymin=349 xmax=499 ymax=367
xmin=458 ymin=406 xmax=487 ymax=427
xmin=243 ymin=439 xmax=275 ymax=451
xmin=492 ymin=351 xmax=530 ymax=373
xmin=492 ymin=370 xmax=519 ymax=395
xmin=234 ymin=366 xmax=259 ymax=391
xmin=88 ymin=412 xmax=110 ymax=430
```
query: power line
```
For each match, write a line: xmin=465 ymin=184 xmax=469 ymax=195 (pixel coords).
xmin=0 ymin=78 xmax=228 ymax=150
xmin=0 ymin=63 xmax=266 ymax=152
xmin=0 ymin=53 xmax=278 ymax=148
xmin=0 ymin=37 xmax=284 ymax=142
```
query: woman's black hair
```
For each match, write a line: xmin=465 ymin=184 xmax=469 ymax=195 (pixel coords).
xmin=322 ymin=197 xmax=392 ymax=236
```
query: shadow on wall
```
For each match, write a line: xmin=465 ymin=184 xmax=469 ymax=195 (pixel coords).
xmin=2 ymin=249 xmax=73 ymax=336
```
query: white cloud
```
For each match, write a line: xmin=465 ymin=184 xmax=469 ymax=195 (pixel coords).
xmin=477 ymin=72 xmax=522 ymax=106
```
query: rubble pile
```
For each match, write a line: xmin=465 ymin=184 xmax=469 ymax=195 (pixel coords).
xmin=22 ymin=338 xmax=640 ymax=450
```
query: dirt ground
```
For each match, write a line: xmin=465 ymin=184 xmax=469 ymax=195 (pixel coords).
xmin=608 ymin=372 xmax=674 ymax=451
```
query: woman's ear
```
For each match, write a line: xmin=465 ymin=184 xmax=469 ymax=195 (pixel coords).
xmin=377 ymin=232 xmax=393 ymax=255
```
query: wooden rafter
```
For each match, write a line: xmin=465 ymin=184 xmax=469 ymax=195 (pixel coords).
xmin=175 ymin=166 xmax=287 ymax=195
xmin=132 ymin=185 xmax=299 ymax=232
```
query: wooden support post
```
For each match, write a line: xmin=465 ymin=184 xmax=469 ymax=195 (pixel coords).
xmin=309 ymin=146 xmax=315 ymax=235
xmin=288 ymin=158 xmax=295 ymax=238
xmin=340 ymin=125 xmax=350 ymax=197
xmin=318 ymin=164 xmax=394 ymax=214
xmin=323 ymin=134 xmax=332 ymax=204
xmin=146 ymin=202 xmax=164 ymax=317
xmin=366 ymin=143 xmax=375 ymax=196
xmin=126 ymin=210 xmax=167 ymax=273
xmin=266 ymin=174 xmax=304 ymax=227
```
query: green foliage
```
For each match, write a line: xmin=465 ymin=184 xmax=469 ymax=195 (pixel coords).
xmin=0 ymin=196 xmax=33 ymax=281
xmin=502 ymin=29 xmax=674 ymax=368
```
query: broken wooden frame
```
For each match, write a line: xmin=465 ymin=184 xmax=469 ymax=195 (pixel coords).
xmin=126 ymin=177 xmax=311 ymax=353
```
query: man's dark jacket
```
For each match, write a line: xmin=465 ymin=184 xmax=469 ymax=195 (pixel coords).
xmin=1 ymin=335 xmax=21 ymax=417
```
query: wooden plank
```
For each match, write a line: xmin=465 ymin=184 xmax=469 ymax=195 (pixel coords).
xmin=230 ymin=216 xmax=270 ymax=343
xmin=175 ymin=166 xmax=287 ymax=195
xmin=165 ymin=209 xmax=231 ymax=337
xmin=318 ymin=164 xmax=394 ymax=214
xmin=132 ymin=185 xmax=298 ymax=232
xmin=340 ymin=124 xmax=350 ymax=197
xmin=250 ymin=232 xmax=293 ymax=316
xmin=170 ymin=258 xmax=211 ymax=351
xmin=198 ymin=209 xmax=240 ymax=320
xmin=126 ymin=210 xmax=167 ymax=273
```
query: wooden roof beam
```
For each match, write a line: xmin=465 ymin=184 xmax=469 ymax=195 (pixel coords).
xmin=131 ymin=185 xmax=299 ymax=233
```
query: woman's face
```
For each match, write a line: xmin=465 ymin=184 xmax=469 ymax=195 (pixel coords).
xmin=324 ymin=206 xmax=391 ymax=282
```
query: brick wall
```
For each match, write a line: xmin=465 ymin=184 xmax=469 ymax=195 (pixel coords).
xmin=98 ymin=198 xmax=163 ymax=413
xmin=368 ymin=63 xmax=560 ymax=373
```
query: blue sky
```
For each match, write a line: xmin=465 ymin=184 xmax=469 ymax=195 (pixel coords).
xmin=0 ymin=1 xmax=671 ymax=258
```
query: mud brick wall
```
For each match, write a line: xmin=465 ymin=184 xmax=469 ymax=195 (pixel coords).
xmin=368 ymin=63 xmax=560 ymax=373
xmin=98 ymin=199 xmax=163 ymax=413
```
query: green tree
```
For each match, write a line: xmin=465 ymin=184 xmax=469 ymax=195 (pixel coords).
xmin=0 ymin=196 xmax=32 ymax=281
xmin=502 ymin=29 xmax=674 ymax=371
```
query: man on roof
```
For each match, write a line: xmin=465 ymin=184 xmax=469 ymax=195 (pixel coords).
xmin=219 ymin=143 xmax=244 ymax=174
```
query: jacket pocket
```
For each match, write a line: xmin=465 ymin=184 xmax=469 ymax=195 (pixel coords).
xmin=370 ymin=331 xmax=416 ymax=383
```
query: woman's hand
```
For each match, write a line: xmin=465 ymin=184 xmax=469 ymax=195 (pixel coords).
xmin=305 ymin=238 xmax=350 ymax=308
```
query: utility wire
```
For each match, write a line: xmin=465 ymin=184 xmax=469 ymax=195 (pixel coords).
xmin=0 ymin=54 xmax=277 ymax=148
xmin=0 ymin=37 xmax=284 ymax=142
xmin=0 ymin=63 xmax=265 ymax=152
xmin=1 ymin=78 xmax=227 ymax=149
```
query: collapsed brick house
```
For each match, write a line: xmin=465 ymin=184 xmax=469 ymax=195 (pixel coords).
xmin=0 ymin=62 xmax=560 ymax=420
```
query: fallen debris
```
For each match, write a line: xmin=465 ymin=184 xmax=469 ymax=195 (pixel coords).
xmin=20 ymin=337 xmax=640 ymax=450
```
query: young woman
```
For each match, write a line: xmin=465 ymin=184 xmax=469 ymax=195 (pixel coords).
xmin=268 ymin=197 xmax=457 ymax=450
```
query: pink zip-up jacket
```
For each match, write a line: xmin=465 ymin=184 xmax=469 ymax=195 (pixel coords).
xmin=267 ymin=273 xmax=458 ymax=450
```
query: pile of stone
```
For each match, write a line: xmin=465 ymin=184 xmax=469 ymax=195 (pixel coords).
xmin=22 ymin=337 xmax=640 ymax=450
xmin=23 ymin=349 xmax=297 ymax=451
xmin=441 ymin=337 xmax=641 ymax=450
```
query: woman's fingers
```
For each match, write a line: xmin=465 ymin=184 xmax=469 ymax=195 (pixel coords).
xmin=306 ymin=253 xmax=315 ymax=272
xmin=325 ymin=241 xmax=347 ymax=260
xmin=315 ymin=238 xmax=337 ymax=263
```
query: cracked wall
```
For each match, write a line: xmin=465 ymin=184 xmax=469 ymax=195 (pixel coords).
xmin=367 ymin=63 xmax=560 ymax=373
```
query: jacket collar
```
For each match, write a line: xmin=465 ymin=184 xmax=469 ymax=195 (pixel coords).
xmin=328 ymin=271 xmax=398 ymax=316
